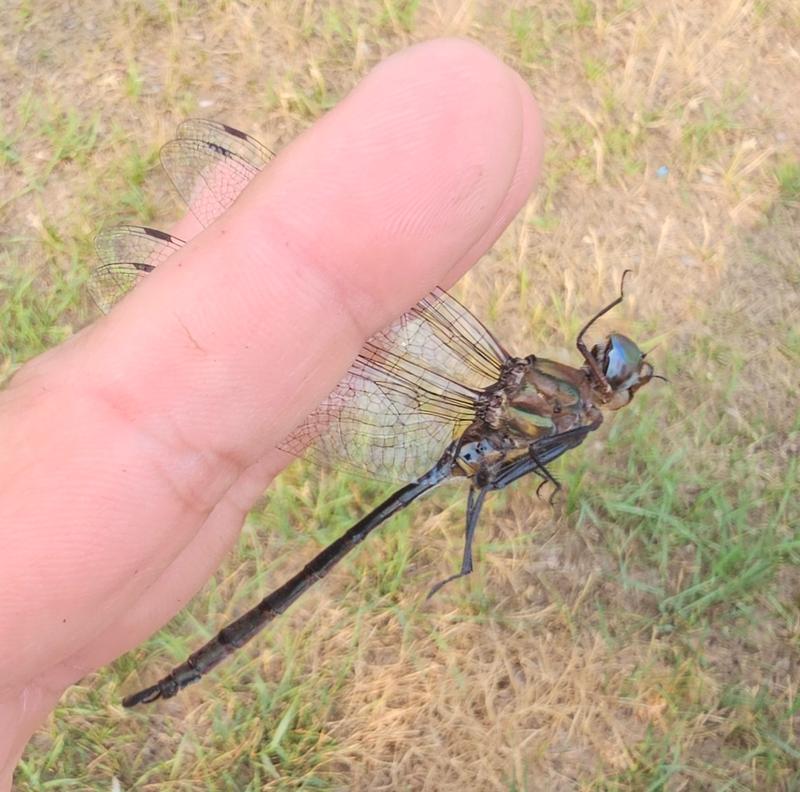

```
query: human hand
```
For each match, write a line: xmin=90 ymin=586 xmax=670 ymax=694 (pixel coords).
xmin=0 ymin=38 xmax=543 ymax=786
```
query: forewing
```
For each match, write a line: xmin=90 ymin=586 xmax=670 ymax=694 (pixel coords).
xmin=175 ymin=120 xmax=274 ymax=166
xmin=160 ymin=119 xmax=273 ymax=227
xmin=93 ymin=122 xmax=513 ymax=485
xmin=89 ymin=226 xmax=184 ymax=313
xmin=282 ymin=289 xmax=510 ymax=482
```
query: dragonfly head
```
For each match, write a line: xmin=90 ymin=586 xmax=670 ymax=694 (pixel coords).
xmin=590 ymin=333 xmax=654 ymax=409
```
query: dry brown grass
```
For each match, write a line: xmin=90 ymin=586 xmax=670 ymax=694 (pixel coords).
xmin=4 ymin=0 xmax=799 ymax=789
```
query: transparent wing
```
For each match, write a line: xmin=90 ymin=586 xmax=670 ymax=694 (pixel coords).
xmin=174 ymin=119 xmax=274 ymax=166
xmin=92 ymin=121 xmax=511 ymax=483
xmin=160 ymin=119 xmax=274 ymax=228
xmin=89 ymin=226 xmax=185 ymax=313
xmin=282 ymin=288 xmax=510 ymax=482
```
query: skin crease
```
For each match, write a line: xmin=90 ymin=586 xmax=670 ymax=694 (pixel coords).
xmin=0 ymin=39 xmax=544 ymax=786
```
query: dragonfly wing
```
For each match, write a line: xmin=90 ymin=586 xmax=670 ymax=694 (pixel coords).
xmin=91 ymin=119 xmax=269 ymax=311
xmin=282 ymin=289 xmax=511 ymax=483
xmin=160 ymin=119 xmax=273 ymax=228
xmin=173 ymin=120 xmax=274 ymax=166
xmin=92 ymin=122 xmax=512 ymax=484
xmin=90 ymin=226 xmax=184 ymax=313
xmin=90 ymin=227 xmax=508 ymax=480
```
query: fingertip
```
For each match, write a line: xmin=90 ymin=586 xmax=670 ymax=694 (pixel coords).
xmin=239 ymin=37 xmax=541 ymax=321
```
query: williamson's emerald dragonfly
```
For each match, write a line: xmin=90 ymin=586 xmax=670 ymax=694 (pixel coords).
xmin=89 ymin=120 xmax=657 ymax=707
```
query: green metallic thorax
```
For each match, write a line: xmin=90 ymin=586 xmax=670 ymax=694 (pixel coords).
xmin=504 ymin=357 xmax=602 ymax=442
xmin=454 ymin=355 xmax=605 ymax=479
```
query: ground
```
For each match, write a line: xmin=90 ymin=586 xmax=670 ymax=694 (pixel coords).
xmin=2 ymin=0 xmax=799 ymax=789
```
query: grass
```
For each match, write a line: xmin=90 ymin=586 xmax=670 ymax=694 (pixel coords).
xmin=3 ymin=0 xmax=800 ymax=789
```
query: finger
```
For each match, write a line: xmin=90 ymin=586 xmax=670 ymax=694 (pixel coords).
xmin=58 ymin=462 xmax=258 ymax=672
xmin=444 ymin=71 xmax=544 ymax=281
xmin=57 ymin=64 xmax=545 ymax=681
xmin=88 ymin=38 xmax=541 ymax=468
xmin=0 ymin=39 xmax=542 ymax=693
xmin=78 ymin=42 xmax=545 ymax=667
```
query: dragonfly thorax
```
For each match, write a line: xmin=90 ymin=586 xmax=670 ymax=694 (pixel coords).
xmin=474 ymin=355 xmax=604 ymax=449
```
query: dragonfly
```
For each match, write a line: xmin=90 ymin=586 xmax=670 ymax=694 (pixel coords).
xmin=89 ymin=120 xmax=657 ymax=707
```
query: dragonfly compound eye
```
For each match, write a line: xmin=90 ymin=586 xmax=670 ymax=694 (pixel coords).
xmin=604 ymin=334 xmax=650 ymax=392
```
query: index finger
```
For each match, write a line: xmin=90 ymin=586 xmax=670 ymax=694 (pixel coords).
xmin=0 ymin=38 xmax=543 ymax=687
xmin=89 ymin=38 xmax=543 ymax=476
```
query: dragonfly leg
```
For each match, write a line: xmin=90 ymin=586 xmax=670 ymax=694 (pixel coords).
xmin=427 ymin=486 xmax=488 ymax=599
xmin=528 ymin=446 xmax=561 ymax=505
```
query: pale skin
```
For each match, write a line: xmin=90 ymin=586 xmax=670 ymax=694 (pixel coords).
xmin=0 ymin=39 xmax=544 ymax=787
